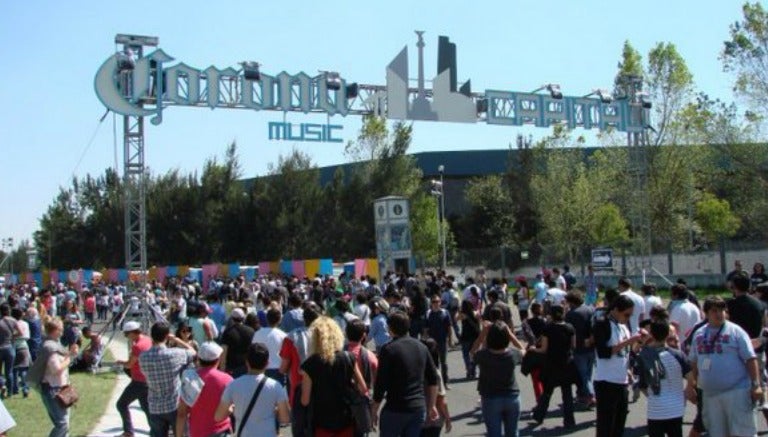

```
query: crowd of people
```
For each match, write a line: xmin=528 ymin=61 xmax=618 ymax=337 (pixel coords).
xmin=0 ymin=259 xmax=766 ymax=437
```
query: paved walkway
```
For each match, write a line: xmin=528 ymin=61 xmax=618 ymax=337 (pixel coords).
xmin=89 ymin=333 xmax=150 ymax=437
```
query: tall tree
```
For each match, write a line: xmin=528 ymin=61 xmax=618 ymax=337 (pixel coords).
xmin=722 ymin=2 xmax=768 ymax=119
xmin=646 ymin=42 xmax=694 ymax=145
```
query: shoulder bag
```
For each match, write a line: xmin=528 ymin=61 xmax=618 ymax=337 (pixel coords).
xmin=231 ymin=376 xmax=267 ymax=437
xmin=55 ymin=385 xmax=79 ymax=409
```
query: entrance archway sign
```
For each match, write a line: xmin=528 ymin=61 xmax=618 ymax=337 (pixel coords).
xmin=96 ymin=32 xmax=648 ymax=276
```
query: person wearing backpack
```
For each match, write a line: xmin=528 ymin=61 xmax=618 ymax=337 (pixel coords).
xmin=637 ymin=321 xmax=693 ymax=437
xmin=345 ymin=319 xmax=378 ymax=389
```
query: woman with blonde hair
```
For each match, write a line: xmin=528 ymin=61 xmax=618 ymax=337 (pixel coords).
xmin=27 ymin=317 xmax=77 ymax=437
xmin=300 ymin=316 xmax=367 ymax=437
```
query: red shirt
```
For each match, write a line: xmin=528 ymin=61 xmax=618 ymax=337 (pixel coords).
xmin=186 ymin=366 xmax=233 ymax=437
xmin=84 ymin=296 xmax=96 ymax=313
xmin=279 ymin=337 xmax=302 ymax=405
xmin=131 ymin=335 xmax=153 ymax=382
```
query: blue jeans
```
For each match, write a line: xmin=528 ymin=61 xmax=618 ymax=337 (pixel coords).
xmin=481 ymin=393 xmax=521 ymax=437
xmin=149 ymin=411 xmax=176 ymax=437
xmin=0 ymin=347 xmax=15 ymax=395
xmin=40 ymin=384 xmax=69 ymax=437
xmin=460 ymin=341 xmax=476 ymax=377
xmin=573 ymin=351 xmax=595 ymax=398
xmin=13 ymin=367 xmax=27 ymax=395
xmin=380 ymin=408 xmax=425 ymax=437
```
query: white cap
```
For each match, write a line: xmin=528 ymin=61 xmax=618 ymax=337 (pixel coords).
xmin=231 ymin=308 xmax=246 ymax=320
xmin=122 ymin=321 xmax=141 ymax=332
xmin=198 ymin=342 xmax=223 ymax=361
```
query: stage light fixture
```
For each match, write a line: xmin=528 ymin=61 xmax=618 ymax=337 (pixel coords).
xmin=345 ymin=82 xmax=359 ymax=99
xmin=476 ymin=98 xmax=488 ymax=113
xmin=241 ymin=62 xmax=261 ymax=81
xmin=325 ymin=71 xmax=342 ymax=91
xmin=116 ymin=48 xmax=136 ymax=72
xmin=585 ymin=89 xmax=613 ymax=104
xmin=532 ymin=83 xmax=563 ymax=100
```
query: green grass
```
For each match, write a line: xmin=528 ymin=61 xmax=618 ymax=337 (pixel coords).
xmin=5 ymin=349 xmax=118 ymax=437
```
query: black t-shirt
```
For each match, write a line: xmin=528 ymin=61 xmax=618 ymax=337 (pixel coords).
xmin=459 ymin=313 xmax=480 ymax=344
xmin=373 ymin=336 xmax=438 ymax=412
xmin=220 ymin=323 xmax=255 ymax=371
xmin=301 ymin=351 xmax=354 ymax=430
xmin=526 ymin=316 xmax=547 ymax=341
xmin=752 ymin=273 xmax=768 ymax=289
xmin=727 ymin=294 xmax=765 ymax=340
xmin=543 ymin=322 xmax=575 ymax=367
xmin=474 ymin=348 xmax=522 ymax=397
xmin=565 ymin=305 xmax=594 ymax=353
xmin=482 ymin=301 xmax=512 ymax=325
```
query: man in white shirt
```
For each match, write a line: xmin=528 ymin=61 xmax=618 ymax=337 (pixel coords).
xmin=547 ymin=280 xmax=567 ymax=306
xmin=251 ymin=308 xmax=287 ymax=386
xmin=668 ymin=283 xmax=702 ymax=346
xmin=618 ymin=277 xmax=645 ymax=335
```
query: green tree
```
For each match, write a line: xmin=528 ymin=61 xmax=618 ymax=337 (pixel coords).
xmin=614 ymin=40 xmax=644 ymax=98
xmin=462 ymin=175 xmax=515 ymax=248
xmin=646 ymin=42 xmax=694 ymax=145
xmin=695 ymin=192 xmax=741 ymax=243
xmin=722 ymin=2 xmax=768 ymax=118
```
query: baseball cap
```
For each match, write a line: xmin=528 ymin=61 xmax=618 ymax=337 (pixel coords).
xmin=231 ymin=308 xmax=246 ymax=320
xmin=122 ymin=321 xmax=141 ymax=332
xmin=198 ymin=342 xmax=223 ymax=361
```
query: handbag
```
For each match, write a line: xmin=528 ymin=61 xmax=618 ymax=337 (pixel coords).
xmin=520 ymin=350 xmax=545 ymax=376
xmin=55 ymin=385 xmax=79 ymax=409
xmin=342 ymin=352 xmax=374 ymax=434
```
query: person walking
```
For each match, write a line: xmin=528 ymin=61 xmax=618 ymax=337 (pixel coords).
xmin=300 ymin=316 xmax=367 ymax=437
xmin=426 ymin=295 xmax=452 ymax=387
xmin=139 ymin=322 xmax=197 ymax=437
xmin=279 ymin=302 xmax=321 ymax=437
xmin=114 ymin=320 xmax=152 ymax=437
xmin=251 ymin=308 xmax=287 ymax=385
xmin=592 ymin=295 xmax=645 ymax=437
xmin=473 ymin=321 xmax=525 ymax=437
xmin=27 ymin=317 xmax=75 ymax=437
xmin=529 ymin=304 xmax=576 ymax=429
xmin=637 ymin=321 xmax=692 ymax=437
xmin=373 ymin=311 xmax=439 ymax=437
xmin=176 ymin=342 xmax=233 ymax=437
xmin=219 ymin=308 xmax=255 ymax=378
xmin=565 ymin=291 xmax=596 ymax=409
xmin=0 ymin=304 xmax=19 ymax=399
xmin=215 ymin=343 xmax=290 ymax=437
xmin=686 ymin=296 xmax=762 ymax=437
xmin=457 ymin=299 xmax=480 ymax=379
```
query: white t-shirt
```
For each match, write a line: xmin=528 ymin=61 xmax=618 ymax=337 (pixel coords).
xmin=251 ymin=327 xmax=287 ymax=370
xmin=669 ymin=300 xmax=702 ymax=345
xmin=595 ymin=319 xmax=631 ymax=384
xmin=353 ymin=304 xmax=371 ymax=326
xmin=555 ymin=275 xmax=567 ymax=291
xmin=221 ymin=374 xmax=287 ymax=437
xmin=643 ymin=295 xmax=663 ymax=313
xmin=547 ymin=287 xmax=567 ymax=305
xmin=621 ymin=290 xmax=646 ymax=334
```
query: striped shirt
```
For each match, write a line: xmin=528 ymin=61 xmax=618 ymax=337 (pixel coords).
xmin=646 ymin=348 xmax=690 ymax=420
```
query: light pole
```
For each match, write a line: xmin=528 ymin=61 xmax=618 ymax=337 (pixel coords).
xmin=438 ymin=165 xmax=447 ymax=271
xmin=430 ymin=179 xmax=443 ymax=270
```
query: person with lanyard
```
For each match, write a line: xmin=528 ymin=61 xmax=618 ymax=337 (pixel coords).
xmin=592 ymin=295 xmax=645 ymax=437
xmin=686 ymin=296 xmax=762 ymax=437
xmin=215 ymin=342 xmax=290 ymax=437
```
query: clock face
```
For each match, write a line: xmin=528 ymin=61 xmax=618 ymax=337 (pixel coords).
xmin=393 ymin=204 xmax=403 ymax=216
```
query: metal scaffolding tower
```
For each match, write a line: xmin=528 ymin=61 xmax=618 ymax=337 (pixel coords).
xmin=116 ymin=34 xmax=157 ymax=282
xmin=622 ymin=75 xmax=653 ymax=273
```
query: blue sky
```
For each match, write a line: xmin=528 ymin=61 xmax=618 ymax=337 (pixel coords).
xmin=0 ymin=0 xmax=748 ymax=250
